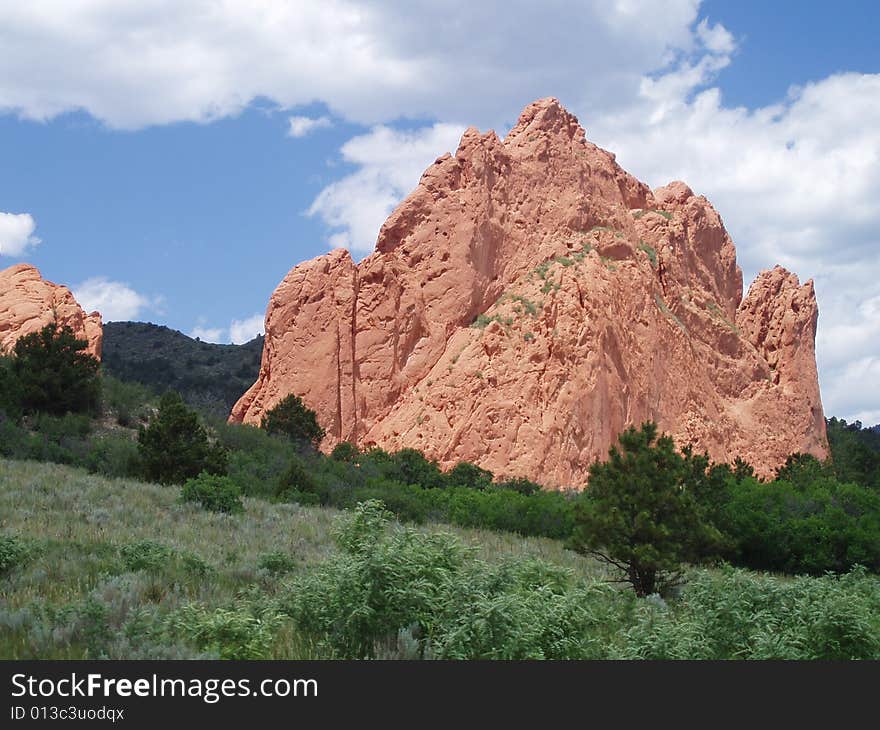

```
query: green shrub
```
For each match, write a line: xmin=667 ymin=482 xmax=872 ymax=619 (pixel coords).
xmin=31 ymin=411 xmax=92 ymax=441
xmin=120 ymin=541 xmax=176 ymax=572
xmin=225 ymin=440 xmax=288 ymax=499
xmin=446 ymin=461 xmax=494 ymax=490
xmin=387 ymin=448 xmax=445 ymax=489
xmin=0 ymin=409 xmax=98 ymax=469
xmin=430 ymin=561 xmax=617 ymax=660
xmin=331 ymin=441 xmax=359 ymax=462
xmin=258 ymin=552 xmax=298 ymax=575
xmin=210 ymin=420 xmax=291 ymax=499
xmin=118 ymin=541 xmax=210 ymax=578
xmin=0 ymin=419 xmax=74 ymax=463
xmin=0 ymin=356 xmax=22 ymax=421
xmin=0 ymin=535 xmax=27 ymax=576
xmin=285 ymin=489 xmax=323 ymax=506
xmin=615 ymin=567 xmax=880 ymax=660
xmin=282 ymin=501 xmax=470 ymax=658
xmin=83 ymin=435 xmax=139 ymax=478
xmin=166 ymin=602 xmax=284 ymax=659
xmin=181 ymin=472 xmax=243 ymax=514
xmin=0 ymin=419 xmax=28 ymax=458
xmin=510 ymin=295 xmax=538 ymax=316
xmin=637 ymin=240 xmax=657 ymax=267
xmin=138 ymin=391 xmax=227 ymax=485
xmin=101 ymin=375 xmax=153 ymax=427
xmin=494 ymin=476 xmax=542 ymax=496
xmin=774 ymin=452 xmax=830 ymax=483
xmin=277 ymin=458 xmax=321 ymax=502
xmin=352 ymin=480 xmax=435 ymax=523
xmin=439 ymin=487 xmax=574 ymax=539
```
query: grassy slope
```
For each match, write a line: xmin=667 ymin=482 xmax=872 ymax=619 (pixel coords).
xmin=0 ymin=458 xmax=605 ymax=658
xmin=4 ymin=459 xmax=880 ymax=660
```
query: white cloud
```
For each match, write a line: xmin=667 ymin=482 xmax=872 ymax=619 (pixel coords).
xmin=191 ymin=314 xmax=264 ymax=345
xmin=229 ymin=314 xmax=264 ymax=344
xmin=287 ymin=115 xmax=332 ymax=138
xmin=0 ymin=1 xmax=702 ymax=130
xmin=695 ymin=18 xmax=735 ymax=54
xmin=0 ymin=211 xmax=40 ymax=256
xmin=822 ymin=356 xmax=880 ymax=426
xmin=308 ymin=123 xmax=465 ymax=251
xmin=73 ymin=277 xmax=154 ymax=320
xmin=191 ymin=326 xmax=224 ymax=343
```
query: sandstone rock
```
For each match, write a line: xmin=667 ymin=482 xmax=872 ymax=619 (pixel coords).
xmin=232 ymin=98 xmax=827 ymax=484
xmin=0 ymin=263 xmax=102 ymax=359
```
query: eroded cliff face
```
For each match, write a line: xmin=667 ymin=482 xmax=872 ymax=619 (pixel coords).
xmin=232 ymin=98 xmax=827 ymax=484
xmin=0 ymin=263 xmax=103 ymax=359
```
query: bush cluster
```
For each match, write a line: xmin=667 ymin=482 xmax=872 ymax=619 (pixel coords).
xmin=707 ymin=454 xmax=880 ymax=574
xmin=0 ymin=535 xmax=27 ymax=576
xmin=281 ymin=501 xmax=607 ymax=659
xmin=280 ymin=502 xmax=880 ymax=659
xmin=180 ymin=473 xmax=243 ymax=514
xmin=261 ymin=446 xmax=573 ymax=539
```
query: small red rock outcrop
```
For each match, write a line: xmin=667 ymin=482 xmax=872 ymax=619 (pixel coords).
xmin=0 ymin=263 xmax=103 ymax=359
xmin=232 ymin=98 xmax=827 ymax=484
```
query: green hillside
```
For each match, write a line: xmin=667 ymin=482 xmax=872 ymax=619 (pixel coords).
xmin=101 ymin=321 xmax=263 ymax=417
xmin=3 ymin=324 xmax=880 ymax=660
xmin=2 ymin=459 xmax=880 ymax=660
xmin=0 ymin=459 xmax=603 ymax=659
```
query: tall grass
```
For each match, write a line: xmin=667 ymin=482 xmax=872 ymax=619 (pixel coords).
xmin=0 ymin=459 xmax=603 ymax=659
xmin=3 ymin=460 xmax=878 ymax=660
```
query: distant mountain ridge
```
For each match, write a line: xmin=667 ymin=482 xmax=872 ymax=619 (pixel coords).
xmin=102 ymin=321 xmax=262 ymax=417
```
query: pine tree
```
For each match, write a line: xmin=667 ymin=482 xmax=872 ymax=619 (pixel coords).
xmin=138 ymin=391 xmax=227 ymax=484
xmin=260 ymin=394 xmax=325 ymax=448
xmin=570 ymin=422 xmax=722 ymax=596
xmin=12 ymin=322 xmax=100 ymax=415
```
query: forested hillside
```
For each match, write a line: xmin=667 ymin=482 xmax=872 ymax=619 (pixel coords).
xmin=101 ymin=322 xmax=262 ymax=417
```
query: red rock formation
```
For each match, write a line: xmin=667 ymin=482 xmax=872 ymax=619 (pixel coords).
xmin=0 ymin=263 xmax=103 ymax=359
xmin=232 ymin=98 xmax=827 ymax=484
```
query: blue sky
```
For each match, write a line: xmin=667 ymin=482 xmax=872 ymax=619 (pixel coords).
xmin=0 ymin=102 xmax=357 ymax=340
xmin=0 ymin=1 xmax=878 ymax=423
xmin=702 ymin=1 xmax=878 ymax=107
